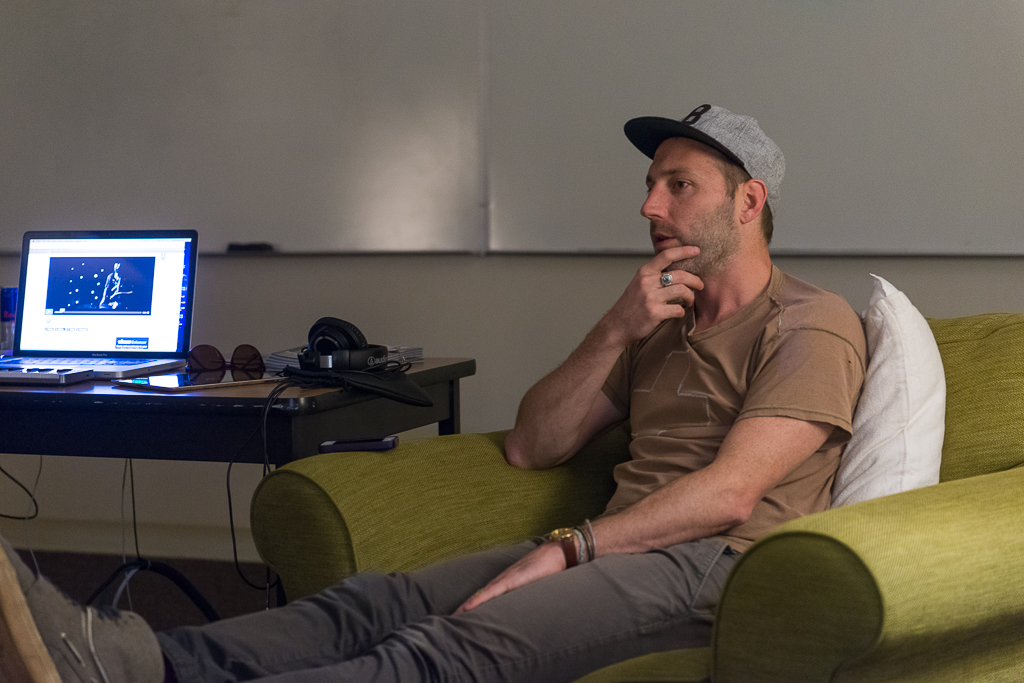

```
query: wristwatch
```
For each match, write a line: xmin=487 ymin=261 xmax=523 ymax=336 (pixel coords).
xmin=545 ymin=528 xmax=578 ymax=568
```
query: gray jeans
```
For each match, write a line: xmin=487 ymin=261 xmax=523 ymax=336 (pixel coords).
xmin=158 ymin=537 xmax=737 ymax=683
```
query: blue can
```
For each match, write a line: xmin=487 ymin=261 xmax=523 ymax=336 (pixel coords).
xmin=1 ymin=287 xmax=15 ymax=352
xmin=1 ymin=288 xmax=15 ymax=322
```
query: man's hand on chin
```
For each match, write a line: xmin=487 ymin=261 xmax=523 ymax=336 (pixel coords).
xmin=453 ymin=542 xmax=566 ymax=614
xmin=596 ymin=246 xmax=704 ymax=348
xmin=661 ymin=257 xmax=700 ymax=306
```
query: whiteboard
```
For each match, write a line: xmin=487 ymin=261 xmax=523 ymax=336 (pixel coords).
xmin=2 ymin=1 xmax=1023 ymax=255
xmin=0 ymin=0 xmax=484 ymax=253
xmin=487 ymin=0 xmax=1024 ymax=255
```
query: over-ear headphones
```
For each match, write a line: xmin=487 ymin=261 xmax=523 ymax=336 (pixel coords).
xmin=297 ymin=317 xmax=389 ymax=372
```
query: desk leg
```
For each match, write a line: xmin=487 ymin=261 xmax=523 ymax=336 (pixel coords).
xmin=438 ymin=379 xmax=461 ymax=435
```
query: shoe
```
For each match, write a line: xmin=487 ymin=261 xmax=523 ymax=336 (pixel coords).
xmin=0 ymin=533 xmax=164 ymax=683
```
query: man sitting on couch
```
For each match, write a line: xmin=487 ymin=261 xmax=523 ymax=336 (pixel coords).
xmin=0 ymin=105 xmax=865 ymax=683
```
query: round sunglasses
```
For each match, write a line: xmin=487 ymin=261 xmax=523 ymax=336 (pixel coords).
xmin=187 ymin=344 xmax=266 ymax=381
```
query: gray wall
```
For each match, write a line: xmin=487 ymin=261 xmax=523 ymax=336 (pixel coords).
xmin=5 ymin=0 xmax=1024 ymax=255
xmin=1 ymin=253 xmax=1022 ymax=559
xmin=487 ymin=0 xmax=1024 ymax=255
xmin=3 ymin=1 xmax=1024 ymax=559
xmin=0 ymin=0 xmax=485 ymax=253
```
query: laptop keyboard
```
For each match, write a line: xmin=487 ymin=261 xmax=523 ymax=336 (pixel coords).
xmin=0 ymin=368 xmax=95 ymax=385
xmin=0 ymin=358 xmax=153 ymax=366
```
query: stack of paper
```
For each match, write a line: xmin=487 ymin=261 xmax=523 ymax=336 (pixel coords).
xmin=387 ymin=345 xmax=424 ymax=364
xmin=264 ymin=346 xmax=305 ymax=373
xmin=264 ymin=345 xmax=423 ymax=373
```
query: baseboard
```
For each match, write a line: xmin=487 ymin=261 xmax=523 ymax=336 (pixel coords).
xmin=0 ymin=518 xmax=262 ymax=563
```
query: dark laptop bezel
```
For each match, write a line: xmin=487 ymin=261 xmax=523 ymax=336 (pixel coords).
xmin=13 ymin=230 xmax=199 ymax=360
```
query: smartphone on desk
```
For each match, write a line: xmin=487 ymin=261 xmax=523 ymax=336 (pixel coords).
xmin=319 ymin=436 xmax=398 ymax=453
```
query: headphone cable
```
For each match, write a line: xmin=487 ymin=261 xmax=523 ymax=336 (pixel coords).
xmin=0 ymin=460 xmax=39 ymax=521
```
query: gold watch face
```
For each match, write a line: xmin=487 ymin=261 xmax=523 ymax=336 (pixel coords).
xmin=546 ymin=528 xmax=575 ymax=542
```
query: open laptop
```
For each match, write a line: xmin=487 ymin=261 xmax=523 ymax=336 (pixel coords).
xmin=0 ymin=230 xmax=198 ymax=380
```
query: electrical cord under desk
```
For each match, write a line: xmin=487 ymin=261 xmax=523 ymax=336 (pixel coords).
xmin=90 ymin=381 xmax=298 ymax=618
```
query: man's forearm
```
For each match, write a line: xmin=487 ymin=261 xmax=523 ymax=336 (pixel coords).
xmin=590 ymin=465 xmax=749 ymax=554
xmin=504 ymin=321 xmax=626 ymax=469
xmin=588 ymin=417 xmax=835 ymax=556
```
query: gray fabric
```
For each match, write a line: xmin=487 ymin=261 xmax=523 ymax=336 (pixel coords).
xmin=159 ymin=538 xmax=737 ymax=683
xmin=624 ymin=104 xmax=785 ymax=211
xmin=0 ymin=533 xmax=35 ymax=593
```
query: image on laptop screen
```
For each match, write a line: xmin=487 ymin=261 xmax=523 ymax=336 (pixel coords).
xmin=15 ymin=231 xmax=198 ymax=358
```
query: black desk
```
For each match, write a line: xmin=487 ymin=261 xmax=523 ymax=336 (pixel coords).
xmin=0 ymin=358 xmax=475 ymax=466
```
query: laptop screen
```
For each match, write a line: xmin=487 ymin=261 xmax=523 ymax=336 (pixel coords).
xmin=15 ymin=231 xmax=198 ymax=357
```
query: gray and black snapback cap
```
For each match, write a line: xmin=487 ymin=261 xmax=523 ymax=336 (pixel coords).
xmin=624 ymin=104 xmax=785 ymax=212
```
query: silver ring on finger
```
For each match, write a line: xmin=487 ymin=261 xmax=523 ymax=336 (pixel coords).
xmin=659 ymin=272 xmax=673 ymax=288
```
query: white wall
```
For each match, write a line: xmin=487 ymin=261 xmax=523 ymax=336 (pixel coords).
xmin=8 ymin=1 xmax=1024 ymax=256
xmin=487 ymin=0 xmax=1024 ymax=255
xmin=1 ymin=252 xmax=1022 ymax=560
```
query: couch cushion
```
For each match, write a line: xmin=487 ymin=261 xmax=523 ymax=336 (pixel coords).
xmin=928 ymin=313 xmax=1024 ymax=481
xmin=832 ymin=275 xmax=945 ymax=506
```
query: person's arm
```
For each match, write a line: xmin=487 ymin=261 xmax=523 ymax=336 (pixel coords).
xmin=588 ymin=416 xmax=833 ymax=552
xmin=504 ymin=246 xmax=703 ymax=470
xmin=456 ymin=415 xmax=833 ymax=614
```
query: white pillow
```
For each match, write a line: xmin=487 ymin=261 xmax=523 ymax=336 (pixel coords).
xmin=832 ymin=274 xmax=945 ymax=507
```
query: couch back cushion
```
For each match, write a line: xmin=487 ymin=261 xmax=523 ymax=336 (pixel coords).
xmin=928 ymin=313 xmax=1024 ymax=481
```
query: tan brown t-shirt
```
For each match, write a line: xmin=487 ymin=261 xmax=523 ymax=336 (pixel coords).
xmin=601 ymin=266 xmax=866 ymax=551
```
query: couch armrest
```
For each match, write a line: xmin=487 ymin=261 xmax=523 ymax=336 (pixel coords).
xmin=712 ymin=466 xmax=1024 ymax=683
xmin=250 ymin=426 xmax=630 ymax=600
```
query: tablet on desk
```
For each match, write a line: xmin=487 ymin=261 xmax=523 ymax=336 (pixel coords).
xmin=114 ymin=371 xmax=283 ymax=392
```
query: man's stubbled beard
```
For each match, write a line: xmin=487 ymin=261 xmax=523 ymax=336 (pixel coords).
xmin=657 ymin=196 xmax=738 ymax=278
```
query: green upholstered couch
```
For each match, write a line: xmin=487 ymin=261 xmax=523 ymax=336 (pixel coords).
xmin=250 ymin=313 xmax=1024 ymax=682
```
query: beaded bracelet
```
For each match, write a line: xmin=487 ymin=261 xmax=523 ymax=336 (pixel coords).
xmin=571 ymin=528 xmax=589 ymax=564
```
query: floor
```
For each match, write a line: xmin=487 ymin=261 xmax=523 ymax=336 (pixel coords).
xmin=15 ymin=548 xmax=277 ymax=633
